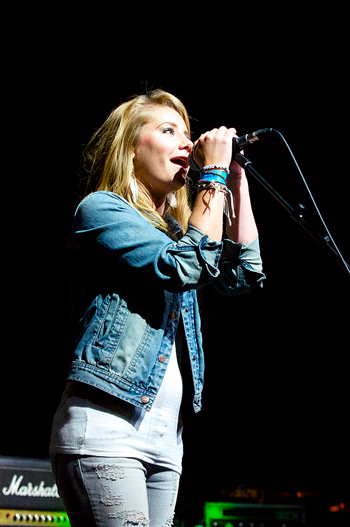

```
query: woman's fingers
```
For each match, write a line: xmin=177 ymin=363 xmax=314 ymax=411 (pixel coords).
xmin=194 ymin=126 xmax=237 ymax=168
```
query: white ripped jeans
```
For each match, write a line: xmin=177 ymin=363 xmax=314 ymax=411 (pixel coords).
xmin=53 ymin=455 xmax=180 ymax=527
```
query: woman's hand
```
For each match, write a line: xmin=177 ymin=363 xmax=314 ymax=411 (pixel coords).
xmin=192 ymin=126 xmax=237 ymax=169
xmin=189 ymin=125 xmax=257 ymax=244
xmin=189 ymin=126 xmax=236 ymax=242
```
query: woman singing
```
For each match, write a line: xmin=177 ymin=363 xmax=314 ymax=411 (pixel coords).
xmin=50 ymin=89 xmax=265 ymax=527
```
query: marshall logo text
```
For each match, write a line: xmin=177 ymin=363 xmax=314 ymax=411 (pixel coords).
xmin=2 ymin=474 xmax=60 ymax=498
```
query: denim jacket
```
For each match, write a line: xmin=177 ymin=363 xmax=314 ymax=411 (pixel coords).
xmin=67 ymin=191 xmax=265 ymax=412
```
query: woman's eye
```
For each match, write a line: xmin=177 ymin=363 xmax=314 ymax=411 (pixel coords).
xmin=163 ymin=127 xmax=175 ymax=136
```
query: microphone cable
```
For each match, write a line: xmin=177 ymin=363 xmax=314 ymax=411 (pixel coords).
xmin=265 ymin=129 xmax=350 ymax=276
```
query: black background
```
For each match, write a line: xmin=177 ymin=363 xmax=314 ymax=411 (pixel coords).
xmin=1 ymin=1 xmax=350 ymax=524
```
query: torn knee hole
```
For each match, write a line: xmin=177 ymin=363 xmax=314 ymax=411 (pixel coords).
xmin=93 ymin=463 xmax=125 ymax=481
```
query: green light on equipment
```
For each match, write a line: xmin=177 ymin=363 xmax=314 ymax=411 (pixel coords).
xmin=205 ymin=502 xmax=306 ymax=526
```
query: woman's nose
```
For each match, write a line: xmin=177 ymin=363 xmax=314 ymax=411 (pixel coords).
xmin=180 ymin=136 xmax=193 ymax=152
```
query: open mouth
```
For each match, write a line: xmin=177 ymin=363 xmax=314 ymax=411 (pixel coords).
xmin=171 ymin=157 xmax=189 ymax=170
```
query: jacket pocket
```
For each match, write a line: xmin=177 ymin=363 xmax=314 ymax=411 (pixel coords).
xmin=93 ymin=293 xmax=123 ymax=351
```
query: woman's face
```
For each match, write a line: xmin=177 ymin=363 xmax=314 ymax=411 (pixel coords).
xmin=133 ymin=106 xmax=193 ymax=206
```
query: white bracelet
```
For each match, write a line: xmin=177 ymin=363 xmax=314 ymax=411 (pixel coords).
xmin=202 ymin=164 xmax=230 ymax=174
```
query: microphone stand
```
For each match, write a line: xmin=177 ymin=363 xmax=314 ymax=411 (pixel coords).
xmin=234 ymin=153 xmax=350 ymax=275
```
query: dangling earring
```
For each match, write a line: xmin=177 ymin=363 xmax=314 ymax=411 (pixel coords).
xmin=167 ymin=192 xmax=177 ymax=208
xmin=130 ymin=176 xmax=139 ymax=203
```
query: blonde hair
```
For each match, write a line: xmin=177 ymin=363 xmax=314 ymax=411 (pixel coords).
xmin=81 ymin=89 xmax=192 ymax=232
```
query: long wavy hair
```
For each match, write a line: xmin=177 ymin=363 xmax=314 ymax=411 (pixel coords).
xmin=80 ymin=90 xmax=192 ymax=232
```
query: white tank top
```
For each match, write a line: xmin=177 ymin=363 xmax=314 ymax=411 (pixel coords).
xmin=50 ymin=344 xmax=184 ymax=474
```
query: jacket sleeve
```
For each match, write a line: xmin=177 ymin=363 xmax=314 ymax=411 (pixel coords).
xmin=73 ymin=191 xmax=223 ymax=292
xmin=211 ymin=235 xmax=265 ymax=295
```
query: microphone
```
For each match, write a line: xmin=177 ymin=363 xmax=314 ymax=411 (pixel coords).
xmin=188 ymin=128 xmax=273 ymax=171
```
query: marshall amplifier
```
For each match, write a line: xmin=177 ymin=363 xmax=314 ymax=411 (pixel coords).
xmin=0 ymin=456 xmax=70 ymax=526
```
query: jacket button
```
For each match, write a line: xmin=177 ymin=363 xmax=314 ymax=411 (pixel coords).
xmin=158 ymin=354 xmax=166 ymax=363
xmin=168 ymin=311 xmax=177 ymax=319
xmin=141 ymin=396 xmax=149 ymax=404
xmin=185 ymin=307 xmax=190 ymax=312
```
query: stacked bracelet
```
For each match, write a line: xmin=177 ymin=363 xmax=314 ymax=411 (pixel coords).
xmin=196 ymin=166 xmax=236 ymax=225
xmin=199 ymin=164 xmax=229 ymax=186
